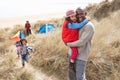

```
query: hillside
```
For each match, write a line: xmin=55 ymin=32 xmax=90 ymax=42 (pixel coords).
xmin=28 ymin=10 xmax=120 ymax=80
xmin=86 ymin=10 xmax=120 ymax=80
xmin=86 ymin=0 xmax=120 ymax=20
xmin=0 ymin=0 xmax=120 ymax=80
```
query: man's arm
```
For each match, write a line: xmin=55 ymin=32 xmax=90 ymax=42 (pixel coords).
xmin=67 ymin=24 xmax=94 ymax=47
xmin=68 ymin=19 xmax=88 ymax=29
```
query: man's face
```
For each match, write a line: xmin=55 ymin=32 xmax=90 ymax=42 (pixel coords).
xmin=76 ymin=10 xmax=86 ymax=22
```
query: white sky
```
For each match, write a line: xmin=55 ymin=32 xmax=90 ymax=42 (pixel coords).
xmin=0 ymin=0 xmax=103 ymax=18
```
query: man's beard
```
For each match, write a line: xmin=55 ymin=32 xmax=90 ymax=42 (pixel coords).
xmin=77 ymin=16 xmax=86 ymax=23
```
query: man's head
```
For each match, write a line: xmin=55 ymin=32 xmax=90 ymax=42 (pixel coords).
xmin=76 ymin=7 xmax=86 ymax=22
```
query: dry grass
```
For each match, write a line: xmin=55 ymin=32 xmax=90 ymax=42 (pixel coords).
xmin=28 ymin=10 xmax=120 ymax=80
xmin=0 ymin=52 xmax=16 ymax=79
xmin=0 ymin=51 xmax=34 ymax=80
xmin=86 ymin=0 xmax=120 ymax=20
xmin=0 ymin=28 xmax=34 ymax=80
xmin=0 ymin=28 xmax=13 ymax=54
xmin=0 ymin=0 xmax=120 ymax=79
xmin=11 ymin=24 xmax=26 ymax=35
xmin=86 ymin=10 xmax=120 ymax=80
xmin=28 ymin=28 xmax=68 ymax=80
xmin=15 ymin=69 xmax=34 ymax=80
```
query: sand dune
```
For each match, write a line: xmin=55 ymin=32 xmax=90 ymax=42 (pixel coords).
xmin=0 ymin=13 xmax=64 ymax=28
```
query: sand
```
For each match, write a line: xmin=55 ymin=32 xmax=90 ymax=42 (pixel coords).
xmin=0 ymin=12 xmax=65 ymax=28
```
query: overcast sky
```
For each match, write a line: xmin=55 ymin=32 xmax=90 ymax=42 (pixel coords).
xmin=0 ymin=0 xmax=103 ymax=18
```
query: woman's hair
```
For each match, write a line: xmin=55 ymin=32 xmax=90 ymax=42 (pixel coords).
xmin=65 ymin=17 xmax=72 ymax=22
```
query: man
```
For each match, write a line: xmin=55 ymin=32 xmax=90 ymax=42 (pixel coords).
xmin=67 ymin=8 xmax=95 ymax=80
xmin=25 ymin=21 xmax=32 ymax=35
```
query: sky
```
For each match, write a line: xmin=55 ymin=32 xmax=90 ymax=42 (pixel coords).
xmin=0 ymin=0 xmax=103 ymax=18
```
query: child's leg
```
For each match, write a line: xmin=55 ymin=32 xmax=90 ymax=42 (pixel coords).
xmin=70 ymin=47 xmax=78 ymax=63
xmin=25 ymin=54 xmax=29 ymax=63
xmin=21 ymin=55 xmax=25 ymax=67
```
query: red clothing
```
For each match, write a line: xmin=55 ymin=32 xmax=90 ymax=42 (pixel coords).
xmin=62 ymin=20 xmax=79 ymax=61
xmin=25 ymin=23 xmax=31 ymax=30
xmin=70 ymin=47 xmax=78 ymax=60
xmin=62 ymin=20 xmax=78 ymax=42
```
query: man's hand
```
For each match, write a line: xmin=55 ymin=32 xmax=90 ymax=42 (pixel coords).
xmin=69 ymin=62 xmax=76 ymax=72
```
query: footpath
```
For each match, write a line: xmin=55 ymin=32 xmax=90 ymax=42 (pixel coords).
xmin=10 ymin=45 xmax=58 ymax=80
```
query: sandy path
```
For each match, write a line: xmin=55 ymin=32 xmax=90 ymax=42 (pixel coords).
xmin=10 ymin=45 xmax=58 ymax=80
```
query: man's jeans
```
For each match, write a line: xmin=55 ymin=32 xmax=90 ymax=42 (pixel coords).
xmin=68 ymin=57 xmax=87 ymax=80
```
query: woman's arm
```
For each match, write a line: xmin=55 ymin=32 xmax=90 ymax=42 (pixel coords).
xmin=68 ymin=19 xmax=88 ymax=29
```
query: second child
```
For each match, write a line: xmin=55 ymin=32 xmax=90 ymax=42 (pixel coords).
xmin=18 ymin=39 xmax=34 ymax=67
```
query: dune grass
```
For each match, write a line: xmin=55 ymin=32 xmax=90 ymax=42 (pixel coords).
xmin=86 ymin=0 xmax=120 ymax=21
xmin=0 ymin=27 xmax=34 ymax=80
xmin=28 ymin=10 xmax=120 ymax=80
xmin=27 ymin=28 xmax=68 ymax=80
xmin=0 ymin=50 xmax=34 ymax=80
xmin=0 ymin=0 xmax=120 ymax=79
xmin=86 ymin=10 xmax=120 ymax=80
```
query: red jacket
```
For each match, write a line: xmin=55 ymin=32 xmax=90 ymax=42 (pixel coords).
xmin=25 ymin=23 xmax=31 ymax=30
xmin=62 ymin=20 xmax=78 ymax=42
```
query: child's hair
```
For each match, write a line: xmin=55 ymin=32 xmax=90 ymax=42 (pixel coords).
xmin=16 ymin=41 xmax=19 ymax=43
xmin=65 ymin=17 xmax=72 ymax=22
xmin=20 ymin=39 xmax=27 ymax=43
